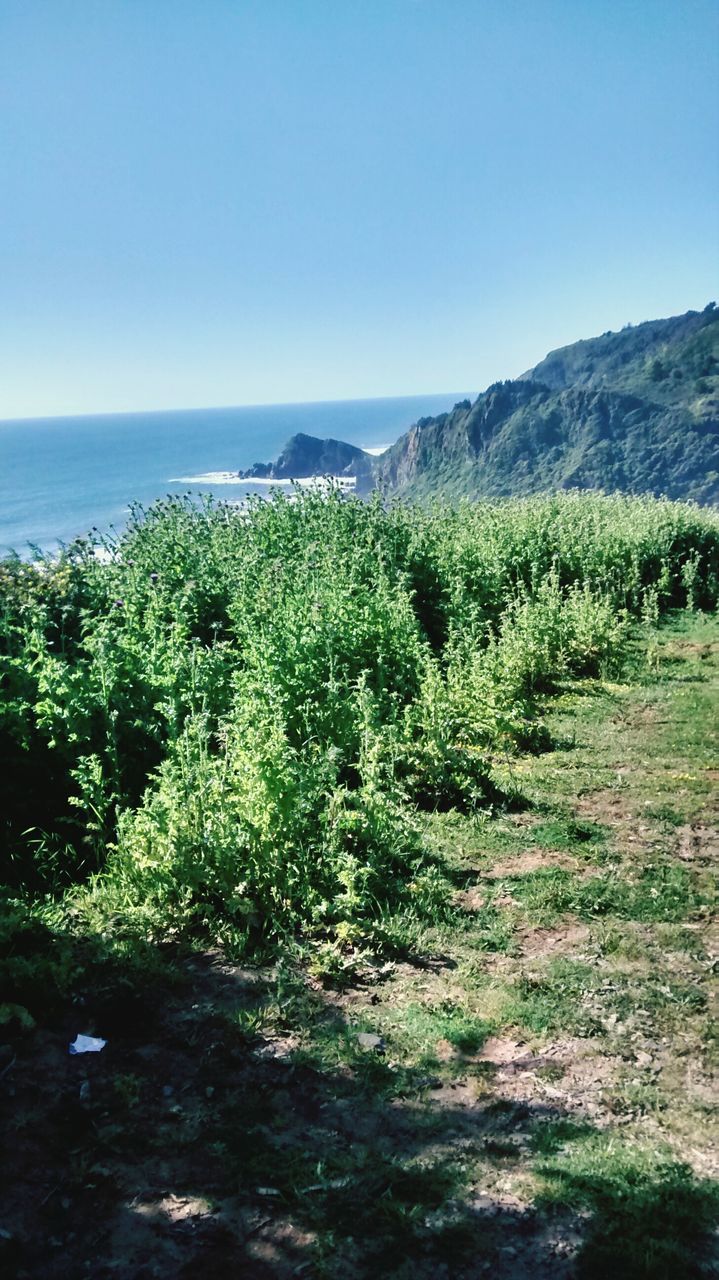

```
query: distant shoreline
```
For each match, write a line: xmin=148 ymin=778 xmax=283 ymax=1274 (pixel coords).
xmin=169 ymin=471 xmax=358 ymax=489
xmin=171 ymin=444 xmax=391 ymax=489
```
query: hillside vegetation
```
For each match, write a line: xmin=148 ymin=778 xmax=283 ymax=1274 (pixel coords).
xmin=2 ymin=489 xmax=719 ymax=1276
xmin=376 ymin=305 xmax=719 ymax=503
xmin=2 ymin=487 xmax=718 ymax=939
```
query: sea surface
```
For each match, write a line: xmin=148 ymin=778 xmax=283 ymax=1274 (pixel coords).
xmin=0 ymin=393 xmax=466 ymax=555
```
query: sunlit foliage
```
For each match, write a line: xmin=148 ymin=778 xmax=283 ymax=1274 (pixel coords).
xmin=1 ymin=488 xmax=717 ymax=946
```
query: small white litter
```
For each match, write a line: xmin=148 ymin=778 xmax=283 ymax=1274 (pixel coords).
xmin=69 ymin=1034 xmax=106 ymax=1055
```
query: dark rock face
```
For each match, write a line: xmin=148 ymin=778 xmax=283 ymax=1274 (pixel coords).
xmin=239 ymin=433 xmax=374 ymax=489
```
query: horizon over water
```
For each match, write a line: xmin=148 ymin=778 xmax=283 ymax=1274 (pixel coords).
xmin=0 ymin=392 xmax=469 ymax=555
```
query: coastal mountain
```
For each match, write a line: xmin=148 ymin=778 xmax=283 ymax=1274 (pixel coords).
xmin=238 ymin=432 xmax=374 ymax=490
xmin=376 ymin=304 xmax=719 ymax=504
xmin=240 ymin=306 xmax=719 ymax=504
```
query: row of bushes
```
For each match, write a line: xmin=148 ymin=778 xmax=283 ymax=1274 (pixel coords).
xmin=1 ymin=489 xmax=717 ymax=946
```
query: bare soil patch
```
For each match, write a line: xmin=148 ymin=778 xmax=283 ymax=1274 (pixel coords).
xmin=516 ymin=922 xmax=590 ymax=959
xmin=482 ymin=849 xmax=581 ymax=879
xmin=677 ymin=823 xmax=719 ymax=863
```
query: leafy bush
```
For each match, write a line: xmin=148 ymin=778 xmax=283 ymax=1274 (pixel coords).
xmin=1 ymin=488 xmax=717 ymax=948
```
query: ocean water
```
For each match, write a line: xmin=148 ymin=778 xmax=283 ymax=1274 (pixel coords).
xmin=0 ymin=393 xmax=466 ymax=555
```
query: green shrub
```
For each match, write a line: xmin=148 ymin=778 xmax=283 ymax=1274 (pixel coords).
xmin=1 ymin=488 xmax=717 ymax=947
xmin=93 ymin=683 xmax=423 ymax=941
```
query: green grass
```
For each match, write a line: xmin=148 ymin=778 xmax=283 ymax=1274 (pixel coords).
xmin=536 ymin=1139 xmax=719 ymax=1280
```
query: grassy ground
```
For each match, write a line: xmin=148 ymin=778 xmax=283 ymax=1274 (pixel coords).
xmin=1 ymin=612 xmax=717 ymax=1278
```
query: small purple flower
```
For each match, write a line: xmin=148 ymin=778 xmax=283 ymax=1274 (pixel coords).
xmin=150 ymin=572 xmax=159 ymax=582
xmin=113 ymin=599 xmax=124 ymax=609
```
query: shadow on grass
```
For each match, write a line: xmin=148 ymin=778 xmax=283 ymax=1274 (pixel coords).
xmin=1 ymin=909 xmax=716 ymax=1279
xmin=537 ymin=1160 xmax=719 ymax=1280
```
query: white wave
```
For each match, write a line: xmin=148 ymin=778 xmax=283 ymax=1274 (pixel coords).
xmin=168 ymin=472 xmax=356 ymax=489
xmin=168 ymin=471 xmax=251 ymax=484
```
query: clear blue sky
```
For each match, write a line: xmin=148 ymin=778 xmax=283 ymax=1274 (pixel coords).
xmin=1 ymin=0 xmax=717 ymax=418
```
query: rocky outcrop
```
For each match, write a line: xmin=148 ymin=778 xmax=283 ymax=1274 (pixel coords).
xmin=239 ymin=433 xmax=375 ymax=490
